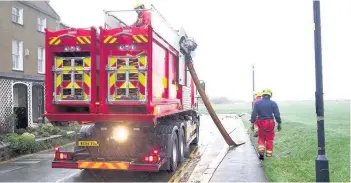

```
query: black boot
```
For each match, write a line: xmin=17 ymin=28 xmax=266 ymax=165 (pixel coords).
xmin=259 ymin=152 xmax=264 ymax=160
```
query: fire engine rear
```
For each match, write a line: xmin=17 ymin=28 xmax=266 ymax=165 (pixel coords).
xmin=44 ymin=7 xmax=200 ymax=172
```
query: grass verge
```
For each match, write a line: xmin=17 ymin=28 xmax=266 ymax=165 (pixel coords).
xmin=199 ymin=100 xmax=350 ymax=182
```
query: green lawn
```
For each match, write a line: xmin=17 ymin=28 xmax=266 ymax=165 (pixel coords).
xmin=198 ymin=100 xmax=350 ymax=182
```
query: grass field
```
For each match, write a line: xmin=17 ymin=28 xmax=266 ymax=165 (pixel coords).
xmin=198 ymin=100 xmax=350 ymax=182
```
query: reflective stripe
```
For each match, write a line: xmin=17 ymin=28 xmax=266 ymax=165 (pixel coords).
xmin=78 ymin=161 xmax=129 ymax=170
xmin=258 ymin=145 xmax=265 ymax=151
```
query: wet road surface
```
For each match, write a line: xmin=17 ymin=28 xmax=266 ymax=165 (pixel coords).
xmin=0 ymin=115 xmax=239 ymax=182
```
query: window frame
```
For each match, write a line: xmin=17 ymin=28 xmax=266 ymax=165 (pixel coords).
xmin=12 ymin=6 xmax=23 ymax=25
xmin=37 ymin=17 xmax=47 ymax=32
xmin=12 ymin=40 xmax=23 ymax=71
xmin=37 ymin=47 xmax=45 ymax=74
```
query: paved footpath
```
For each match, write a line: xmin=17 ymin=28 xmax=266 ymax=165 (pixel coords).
xmin=188 ymin=115 xmax=267 ymax=182
xmin=210 ymin=118 xmax=267 ymax=182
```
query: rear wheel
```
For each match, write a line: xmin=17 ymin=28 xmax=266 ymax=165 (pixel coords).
xmin=168 ymin=130 xmax=179 ymax=172
xmin=179 ymin=127 xmax=190 ymax=160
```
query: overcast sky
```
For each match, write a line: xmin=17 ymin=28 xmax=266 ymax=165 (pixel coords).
xmin=49 ymin=0 xmax=351 ymax=101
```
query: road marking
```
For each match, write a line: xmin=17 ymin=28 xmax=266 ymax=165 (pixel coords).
xmin=55 ymin=170 xmax=82 ymax=183
xmin=168 ymin=145 xmax=210 ymax=183
xmin=11 ymin=160 xmax=42 ymax=164
xmin=0 ymin=154 xmax=34 ymax=165
xmin=168 ymin=147 xmax=199 ymax=182
xmin=173 ymin=160 xmax=194 ymax=182
xmin=0 ymin=166 xmax=25 ymax=174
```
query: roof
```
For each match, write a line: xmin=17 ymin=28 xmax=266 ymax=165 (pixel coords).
xmin=18 ymin=0 xmax=60 ymax=20
xmin=45 ymin=1 xmax=60 ymax=20
xmin=60 ymin=22 xmax=70 ymax=28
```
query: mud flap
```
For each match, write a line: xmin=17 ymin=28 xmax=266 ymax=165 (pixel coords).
xmin=160 ymin=133 xmax=172 ymax=170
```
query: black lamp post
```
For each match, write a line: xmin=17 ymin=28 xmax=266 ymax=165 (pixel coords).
xmin=313 ymin=0 xmax=330 ymax=182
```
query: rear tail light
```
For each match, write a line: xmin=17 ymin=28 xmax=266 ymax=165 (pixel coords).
xmin=54 ymin=146 xmax=59 ymax=152
xmin=144 ymin=155 xmax=160 ymax=164
xmin=142 ymin=148 xmax=160 ymax=164
xmin=55 ymin=152 xmax=73 ymax=160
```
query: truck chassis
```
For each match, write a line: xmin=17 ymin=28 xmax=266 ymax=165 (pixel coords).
xmin=52 ymin=111 xmax=200 ymax=172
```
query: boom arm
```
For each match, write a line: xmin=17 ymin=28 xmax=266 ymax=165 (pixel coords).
xmin=179 ymin=31 xmax=242 ymax=147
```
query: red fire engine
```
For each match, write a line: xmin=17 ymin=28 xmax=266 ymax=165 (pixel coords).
xmin=44 ymin=7 xmax=200 ymax=172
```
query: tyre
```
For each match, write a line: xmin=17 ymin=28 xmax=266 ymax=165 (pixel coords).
xmin=167 ymin=130 xmax=179 ymax=172
xmin=179 ymin=126 xmax=191 ymax=160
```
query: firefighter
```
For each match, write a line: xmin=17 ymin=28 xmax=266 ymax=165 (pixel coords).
xmin=132 ymin=1 xmax=151 ymax=28
xmin=251 ymin=91 xmax=262 ymax=137
xmin=250 ymin=89 xmax=282 ymax=160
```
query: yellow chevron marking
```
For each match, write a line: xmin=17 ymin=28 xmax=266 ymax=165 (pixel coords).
xmin=92 ymin=162 xmax=102 ymax=169
xmin=117 ymin=163 xmax=128 ymax=170
xmin=66 ymin=82 xmax=72 ymax=89
xmin=54 ymin=39 xmax=61 ymax=45
xmin=104 ymin=36 xmax=112 ymax=43
xmin=132 ymin=35 xmax=142 ymax=43
xmin=109 ymin=57 xmax=117 ymax=67
xmin=139 ymin=35 xmax=148 ymax=42
xmin=56 ymin=58 xmax=63 ymax=68
xmin=109 ymin=37 xmax=117 ymax=44
xmin=84 ymin=73 xmax=91 ymax=87
xmin=120 ymin=82 xmax=135 ymax=89
xmin=109 ymin=73 xmax=116 ymax=88
xmin=139 ymin=73 xmax=146 ymax=86
xmin=77 ymin=37 xmax=85 ymax=44
xmin=49 ymin=37 xmax=58 ymax=45
xmin=105 ymin=163 xmax=115 ymax=169
xmin=139 ymin=56 xmax=146 ymax=66
xmin=83 ymin=36 xmax=91 ymax=44
xmin=79 ymin=162 xmax=90 ymax=168
xmin=128 ymin=82 xmax=136 ymax=88
xmin=56 ymin=74 xmax=62 ymax=88
xmin=84 ymin=58 xmax=91 ymax=67
xmin=66 ymin=82 xmax=81 ymax=89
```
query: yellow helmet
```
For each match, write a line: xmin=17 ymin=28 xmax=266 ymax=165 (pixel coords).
xmin=133 ymin=0 xmax=144 ymax=9
xmin=254 ymin=91 xmax=262 ymax=97
xmin=262 ymin=89 xmax=272 ymax=97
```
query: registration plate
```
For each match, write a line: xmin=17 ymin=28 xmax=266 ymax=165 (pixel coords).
xmin=78 ymin=141 xmax=99 ymax=147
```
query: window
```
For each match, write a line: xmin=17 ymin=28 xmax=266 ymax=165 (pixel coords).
xmin=37 ymin=17 xmax=47 ymax=32
xmin=12 ymin=40 xmax=23 ymax=71
xmin=38 ymin=47 xmax=45 ymax=74
xmin=12 ymin=6 xmax=23 ymax=25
